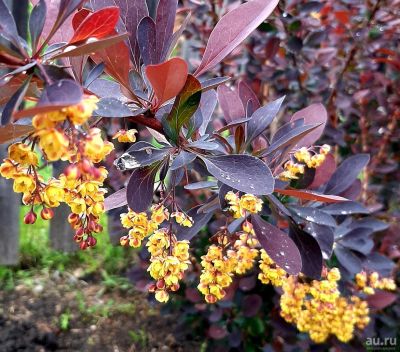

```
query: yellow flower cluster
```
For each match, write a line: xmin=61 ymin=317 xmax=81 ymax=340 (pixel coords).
xmin=228 ymin=221 xmax=259 ymax=275
xmin=198 ymin=244 xmax=237 ymax=303
xmin=278 ymin=268 xmax=370 ymax=343
xmin=119 ymin=205 xmax=169 ymax=247
xmin=112 ymin=129 xmax=138 ymax=143
xmin=147 ymin=228 xmax=190 ymax=302
xmin=0 ymin=97 xmax=114 ymax=248
xmin=355 ymin=271 xmax=396 ymax=294
xmin=258 ymin=249 xmax=287 ymax=287
xmin=225 ymin=191 xmax=262 ymax=218
xmin=279 ymin=145 xmax=331 ymax=181
xmin=171 ymin=211 xmax=193 ymax=227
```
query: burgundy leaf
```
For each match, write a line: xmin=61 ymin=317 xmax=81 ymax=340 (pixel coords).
xmin=305 ymin=223 xmax=334 ymax=260
xmin=290 ymin=103 xmax=327 ymax=149
xmin=252 ymin=215 xmax=302 ymax=275
xmin=194 ymin=0 xmax=279 ymax=76
xmin=104 ymin=187 xmax=127 ymax=211
xmin=198 ymin=90 xmax=218 ymax=135
xmin=201 ymin=154 xmax=274 ymax=195
xmin=29 ymin=0 xmax=47 ymax=51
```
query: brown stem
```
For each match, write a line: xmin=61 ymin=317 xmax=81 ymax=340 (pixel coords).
xmin=126 ymin=114 xmax=163 ymax=133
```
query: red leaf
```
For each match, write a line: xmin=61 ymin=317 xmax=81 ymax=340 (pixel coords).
xmin=69 ymin=7 xmax=120 ymax=44
xmin=72 ymin=8 xmax=92 ymax=30
xmin=194 ymin=0 xmax=279 ymax=76
xmin=274 ymin=188 xmax=348 ymax=203
xmin=91 ymin=30 xmax=131 ymax=90
xmin=334 ymin=10 xmax=350 ymax=25
xmin=290 ymin=103 xmax=327 ymax=148
xmin=309 ymin=153 xmax=336 ymax=189
xmin=0 ymin=124 xmax=34 ymax=144
xmin=145 ymin=58 xmax=188 ymax=108
xmin=367 ymin=291 xmax=397 ymax=309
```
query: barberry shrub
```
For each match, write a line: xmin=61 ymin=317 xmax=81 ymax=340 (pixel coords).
xmin=0 ymin=0 xmax=396 ymax=348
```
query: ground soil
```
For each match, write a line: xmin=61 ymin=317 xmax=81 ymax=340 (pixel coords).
xmin=0 ymin=271 xmax=201 ymax=352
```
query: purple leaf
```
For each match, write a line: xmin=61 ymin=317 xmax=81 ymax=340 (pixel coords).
xmin=126 ymin=166 xmax=157 ymax=212
xmin=166 ymin=12 xmax=191 ymax=59
xmin=325 ymin=154 xmax=370 ymax=195
xmin=95 ymin=97 xmax=132 ymax=117
xmin=263 ymin=123 xmax=321 ymax=156
xmin=104 ymin=187 xmax=127 ymax=211
xmin=137 ymin=16 xmax=157 ymax=66
xmin=198 ymin=90 xmax=218 ymax=135
xmin=289 ymin=205 xmax=336 ymax=227
xmin=217 ymin=84 xmax=245 ymax=123
xmin=290 ymin=103 xmax=327 ymax=148
xmin=362 ymin=252 xmax=395 ymax=277
xmin=246 ymin=96 xmax=284 ymax=145
xmin=176 ymin=205 xmax=214 ymax=241
xmin=170 ymin=150 xmax=196 ymax=170
xmin=115 ymin=142 xmax=170 ymax=171
xmin=334 ymin=243 xmax=362 ymax=275
xmin=367 ymin=291 xmax=397 ymax=310
xmin=242 ymin=294 xmax=263 ymax=317
xmin=305 ymin=223 xmax=334 ymax=259
xmin=252 ymin=215 xmax=302 ymax=275
xmin=208 ymin=325 xmax=228 ymax=340
xmin=194 ymin=0 xmax=279 ymax=76
xmin=201 ymin=76 xmax=231 ymax=92
xmin=337 ymin=228 xmax=374 ymax=255
xmin=155 ymin=0 xmax=177 ymax=62
xmin=29 ymin=0 xmax=47 ymax=51
xmin=321 ymin=201 xmax=369 ymax=215
xmin=184 ymin=181 xmax=217 ymax=190
xmin=238 ymin=81 xmax=260 ymax=115
xmin=1 ymin=78 xmax=30 ymax=125
xmin=0 ymin=0 xmax=26 ymax=54
xmin=201 ymin=154 xmax=274 ymax=195
xmin=289 ymin=223 xmax=323 ymax=279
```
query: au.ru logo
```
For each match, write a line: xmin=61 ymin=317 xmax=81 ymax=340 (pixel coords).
xmin=366 ymin=337 xmax=397 ymax=351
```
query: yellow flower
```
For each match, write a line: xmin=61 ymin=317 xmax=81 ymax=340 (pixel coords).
xmin=69 ymin=197 xmax=86 ymax=214
xmin=112 ymin=129 xmax=138 ymax=143
xmin=155 ymin=290 xmax=169 ymax=303
xmin=0 ymin=159 xmax=20 ymax=179
xmin=8 ymin=143 xmax=38 ymax=166
xmin=42 ymin=181 xmax=65 ymax=207
xmin=150 ymin=204 xmax=169 ymax=225
xmin=171 ymin=211 xmax=193 ymax=227
xmin=13 ymin=174 xmax=36 ymax=194
xmin=37 ymin=128 xmax=69 ymax=161
xmin=84 ymin=128 xmax=114 ymax=163
xmin=67 ymin=96 xmax=98 ymax=125
xmin=32 ymin=113 xmax=58 ymax=129
xmin=240 ymin=194 xmax=262 ymax=214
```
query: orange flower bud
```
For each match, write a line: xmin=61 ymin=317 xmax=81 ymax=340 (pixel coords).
xmin=40 ymin=207 xmax=54 ymax=220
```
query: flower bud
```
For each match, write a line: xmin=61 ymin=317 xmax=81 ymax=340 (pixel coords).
xmin=87 ymin=236 xmax=97 ymax=247
xmin=24 ymin=211 xmax=37 ymax=224
xmin=40 ymin=207 xmax=54 ymax=220
xmin=64 ymin=164 xmax=80 ymax=180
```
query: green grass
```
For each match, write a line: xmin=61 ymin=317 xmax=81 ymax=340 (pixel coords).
xmin=0 ymin=206 xmax=135 ymax=290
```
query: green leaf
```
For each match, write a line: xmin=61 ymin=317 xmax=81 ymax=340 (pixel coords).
xmin=165 ymin=74 xmax=201 ymax=144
